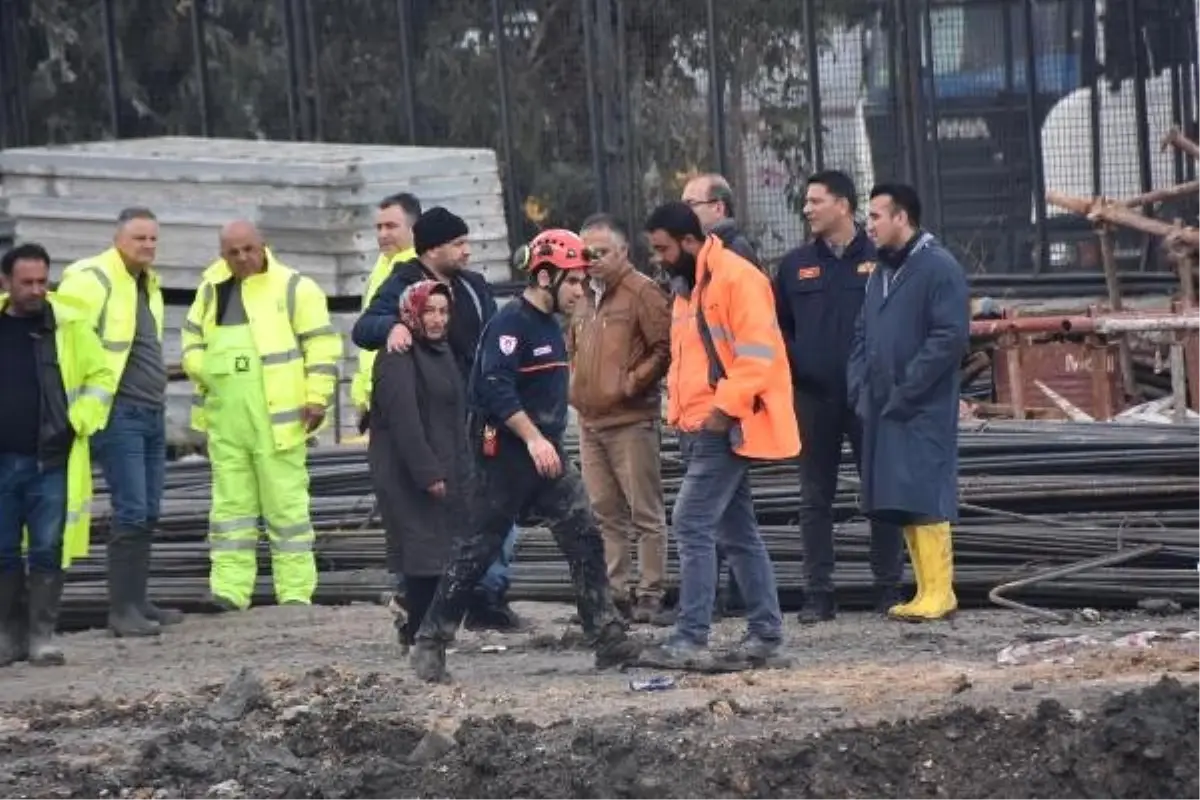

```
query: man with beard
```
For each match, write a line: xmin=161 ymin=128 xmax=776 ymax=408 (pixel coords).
xmin=775 ymin=170 xmax=903 ymax=623
xmin=409 ymin=229 xmax=643 ymax=683
xmin=641 ymin=202 xmax=797 ymax=669
xmin=351 ymin=207 xmax=521 ymax=632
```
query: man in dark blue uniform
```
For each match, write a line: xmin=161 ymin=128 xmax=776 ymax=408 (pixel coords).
xmin=774 ymin=170 xmax=903 ymax=623
xmin=410 ymin=229 xmax=643 ymax=683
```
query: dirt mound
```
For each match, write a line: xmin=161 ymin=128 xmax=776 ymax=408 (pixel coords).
xmin=3 ymin=675 xmax=1195 ymax=798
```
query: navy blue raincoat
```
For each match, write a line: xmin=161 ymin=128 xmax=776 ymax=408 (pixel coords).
xmin=848 ymin=233 xmax=969 ymax=524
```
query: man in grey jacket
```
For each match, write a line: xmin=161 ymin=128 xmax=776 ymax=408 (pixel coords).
xmin=681 ymin=174 xmax=760 ymax=269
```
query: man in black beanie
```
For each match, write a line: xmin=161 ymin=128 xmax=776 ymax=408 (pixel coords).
xmin=352 ymin=205 xmax=523 ymax=634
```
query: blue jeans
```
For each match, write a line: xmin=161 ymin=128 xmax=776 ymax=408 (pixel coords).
xmin=672 ymin=430 xmax=783 ymax=645
xmin=477 ymin=524 xmax=519 ymax=600
xmin=91 ymin=400 xmax=167 ymax=531
xmin=0 ymin=454 xmax=67 ymax=573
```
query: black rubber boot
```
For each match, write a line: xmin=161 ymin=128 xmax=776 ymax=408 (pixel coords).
xmin=873 ymin=584 xmax=903 ymax=615
xmin=27 ymin=571 xmax=65 ymax=666
xmin=796 ymin=591 xmax=837 ymax=624
xmin=135 ymin=527 xmax=183 ymax=626
xmin=0 ymin=571 xmax=25 ymax=667
xmin=463 ymin=591 xmax=523 ymax=632
xmin=107 ymin=532 xmax=160 ymax=638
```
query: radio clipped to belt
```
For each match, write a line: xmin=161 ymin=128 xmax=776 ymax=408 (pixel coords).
xmin=481 ymin=424 xmax=499 ymax=457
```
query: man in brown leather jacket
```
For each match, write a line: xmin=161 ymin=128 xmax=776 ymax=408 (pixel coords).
xmin=568 ymin=214 xmax=672 ymax=623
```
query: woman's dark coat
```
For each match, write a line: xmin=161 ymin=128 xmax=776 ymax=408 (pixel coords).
xmin=368 ymin=340 xmax=471 ymax=576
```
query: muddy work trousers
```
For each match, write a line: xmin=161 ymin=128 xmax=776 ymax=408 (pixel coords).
xmin=416 ymin=432 xmax=620 ymax=643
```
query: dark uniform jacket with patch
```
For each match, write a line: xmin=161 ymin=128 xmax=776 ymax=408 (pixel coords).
xmin=774 ymin=227 xmax=877 ymax=401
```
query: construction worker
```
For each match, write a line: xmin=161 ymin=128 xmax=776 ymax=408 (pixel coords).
xmin=775 ymin=170 xmax=904 ymax=623
xmin=409 ymin=229 xmax=643 ymax=683
xmin=56 ymin=207 xmax=184 ymax=637
xmin=352 ymin=207 xmax=522 ymax=631
xmin=350 ymin=192 xmax=421 ymax=430
xmin=642 ymin=202 xmax=798 ymax=669
xmin=850 ymin=183 xmax=969 ymax=622
xmin=181 ymin=221 xmax=342 ymax=610
xmin=0 ymin=244 xmax=114 ymax=666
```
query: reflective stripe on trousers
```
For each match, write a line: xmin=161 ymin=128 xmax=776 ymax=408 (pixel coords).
xmin=203 ymin=322 xmax=317 ymax=608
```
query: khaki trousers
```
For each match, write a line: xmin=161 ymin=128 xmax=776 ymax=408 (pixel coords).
xmin=578 ymin=419 xmax=667 ymax=600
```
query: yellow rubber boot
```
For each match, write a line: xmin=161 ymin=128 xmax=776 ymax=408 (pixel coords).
xmin=887 ymin=526 xmax=925 ymax=618
xmin=892 ymin=522 xmax=958 ymax=621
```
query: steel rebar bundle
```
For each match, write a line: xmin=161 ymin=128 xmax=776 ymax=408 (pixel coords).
xmin=57 ymin=420 xmax=1198 ymax=630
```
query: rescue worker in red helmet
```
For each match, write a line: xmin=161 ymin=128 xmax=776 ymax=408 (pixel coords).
xmin=410 ymin=229 xmax=644 ymax=682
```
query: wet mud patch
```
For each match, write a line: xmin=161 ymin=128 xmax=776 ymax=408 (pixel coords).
xmin=2 ymin=671 xmax=1195 ymax=799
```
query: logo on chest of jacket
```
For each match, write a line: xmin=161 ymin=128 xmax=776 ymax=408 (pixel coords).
xmin=857 ymin=261 xmax=876 ymax=275
xmin=498 ymin=335 xmax=518 ymax=356
xmin=797 ymin=266 xmax=821 ymax=280
xmin=234 ymin=355 xmax=251 ymax=373
xmin=533 ymin=344 xmax=553 ymax=357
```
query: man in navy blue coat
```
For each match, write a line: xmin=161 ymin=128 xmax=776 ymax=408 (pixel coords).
xmin=775 ymin=170 xmax=903 ymax=623
xmin=849 ymin=183 xmax=969 ymax=623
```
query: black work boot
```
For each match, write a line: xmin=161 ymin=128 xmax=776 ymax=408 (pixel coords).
xmin=27 ymin=571 xmax=66 ymax=666
xmin=0 ymin=571 xmax=26 ymax=667
xmin=135 ymin=528 xmax=183 ymax=626
xmin=796 ymin=591 xmax=836 ymax=624
xmin=873 ymin=584 xmax=903 ymax=615
xmin=410 ymin=638 xmax=451 ymax=683
xmin=464 ymin=590 xmax=523 ymax=632
xmin=593 ymin=620 xmax=643 ymax=670
xmin=107 ymin=533 xmax=160 ymax=638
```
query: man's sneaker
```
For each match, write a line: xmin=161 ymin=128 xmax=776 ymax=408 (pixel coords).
xmin=719 ymin=633 xmax=782 ymax=666
xmin=639 ymin=634 xmax=712 ymax=670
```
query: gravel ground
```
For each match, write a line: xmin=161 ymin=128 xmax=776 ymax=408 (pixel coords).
xmin=0 ymin=602 xmax=1196 ymax=798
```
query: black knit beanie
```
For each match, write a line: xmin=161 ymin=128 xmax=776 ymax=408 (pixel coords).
xmin=413 ymin=207 xmax=469 ymax=255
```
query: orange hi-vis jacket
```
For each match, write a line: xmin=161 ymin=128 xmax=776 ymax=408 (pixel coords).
xmin=666 ymin=235 xmax=801 ymax=461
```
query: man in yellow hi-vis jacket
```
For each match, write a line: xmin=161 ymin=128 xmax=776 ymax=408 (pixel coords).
xmin=182 ymin=221 xmax=342 ymax=609
xmin=350 ymin=193 xmax=421 ymax=428
xmin=1 ymin=243 xmax=115 ymax=667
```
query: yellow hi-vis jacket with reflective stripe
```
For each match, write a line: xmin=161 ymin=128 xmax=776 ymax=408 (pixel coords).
xmin=350 ymin=246 xmax=416 ymax=410
xmin=181 ymin=250 xmax=343 ymax=451
xmin=55 ymin=248 xmax=165 ymax=428
xmin=0 ymin=291 xmax=116 ymax=568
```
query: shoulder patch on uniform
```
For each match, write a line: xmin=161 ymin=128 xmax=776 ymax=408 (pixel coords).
xmin=797 ymin=266 xmax=821 ymax=280
xmin=498 ymin=334 xmax=518 ymax=355
xmin=857 ymin=261 xmax=876 ymax=275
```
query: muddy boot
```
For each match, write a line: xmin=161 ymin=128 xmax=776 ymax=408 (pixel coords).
xmin=410 ymin=639 xmax=451 ymax=683
xmin=593 ymin=620 xmax=643 ymax=670
xmin=796 ymin=591 xmax=836 ymax=625
xmin=0 ymin=571 xmax=25 ymax=667
xmin=639 ymin=634 xmax=712 ymax=670
xmin=106 ymin=534 xmax=160 ymax=638
xmin=464 ymin=590 xmax=523 ymax=632
xmin=26 ymin=571 xmax=65 ymax=667
xmin=631 ymin=595 xmax=674 ymax=627
xmin=718 ymin=633 xmax=782 ymax=667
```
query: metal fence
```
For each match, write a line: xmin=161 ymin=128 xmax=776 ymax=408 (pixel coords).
xmin=1 ymin=0 xmax=1197 ymax=275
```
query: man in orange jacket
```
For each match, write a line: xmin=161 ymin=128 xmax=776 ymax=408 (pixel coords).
xmin=642 ymin=202 xmax=800 ymax=668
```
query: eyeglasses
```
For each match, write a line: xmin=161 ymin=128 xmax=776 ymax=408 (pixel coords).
xmin=684 ymin=198 xmax=718 ymax=208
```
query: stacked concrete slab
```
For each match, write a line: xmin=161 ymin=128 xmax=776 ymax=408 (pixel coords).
xmin=0 ymin=136 xmax=512 ymax=293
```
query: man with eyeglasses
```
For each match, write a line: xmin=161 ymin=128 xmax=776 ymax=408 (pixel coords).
xmin=681 ymin=174 xmax=761 ymax=270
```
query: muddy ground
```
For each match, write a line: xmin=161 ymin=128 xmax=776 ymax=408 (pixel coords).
xmin=0 ymin=602 xmax=1196 ymax=798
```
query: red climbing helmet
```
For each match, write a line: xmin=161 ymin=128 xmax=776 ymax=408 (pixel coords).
xmin=512 ymin=228 xmax=590 ymax=276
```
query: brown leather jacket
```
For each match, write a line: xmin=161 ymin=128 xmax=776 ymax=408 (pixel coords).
xmin=567 ymin=264 xmax=671 ymax=429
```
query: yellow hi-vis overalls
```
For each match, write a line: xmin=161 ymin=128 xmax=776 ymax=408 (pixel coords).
xmin=203 ymin=320 xmax=317 ymax=607
xmin=182 ymin=252 xmax=342 ymax=609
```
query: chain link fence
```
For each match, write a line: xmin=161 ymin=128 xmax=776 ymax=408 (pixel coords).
xmin=1 ymin=0 xmax=1197 ymax=276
